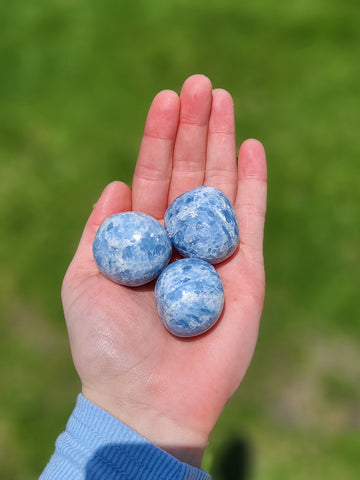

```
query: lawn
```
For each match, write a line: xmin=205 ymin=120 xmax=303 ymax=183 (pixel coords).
xmin=0 ymin=0 xmax=359 ymax=478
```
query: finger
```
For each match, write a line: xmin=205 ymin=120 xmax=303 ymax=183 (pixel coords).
xmin=204 ymin=89 xmax=237 ymax=204
xmin=132 ymin=90 xmax=180 ymax=220
xmin=235 ymin=139 xmax=267 ymax=263
xmin=168 ymin=74 xmax=212 ymax=202
xmin=71 ymin=181 xmax=132 ymax=271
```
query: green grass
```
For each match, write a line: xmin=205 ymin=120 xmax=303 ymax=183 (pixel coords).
xmin=1 ymin=0 xmax=359 ymax=478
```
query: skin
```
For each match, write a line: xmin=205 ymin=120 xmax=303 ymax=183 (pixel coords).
xmin=61 ymin=74 xmax=267 ymax=468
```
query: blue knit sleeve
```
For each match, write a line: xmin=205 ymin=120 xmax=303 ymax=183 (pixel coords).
xmin=40 ymin=394 xmax=210 ymax=480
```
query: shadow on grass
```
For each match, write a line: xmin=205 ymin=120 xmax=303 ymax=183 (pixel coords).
xmin=211 ymin=435 xmax=253 ymax=480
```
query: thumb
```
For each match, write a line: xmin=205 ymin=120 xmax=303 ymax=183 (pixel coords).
xmin=66 ymin=181 xmax=132 ymax=276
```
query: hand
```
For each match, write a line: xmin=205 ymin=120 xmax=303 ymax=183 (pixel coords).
xmin=61 ymin=75 xmax=267 ymax=467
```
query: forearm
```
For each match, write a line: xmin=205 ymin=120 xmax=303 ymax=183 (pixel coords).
xmin=40 ymin=394 xmax=210 ymax=480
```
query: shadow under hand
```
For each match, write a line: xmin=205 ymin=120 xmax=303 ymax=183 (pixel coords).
xmin=85 ymin=443 xmax=205 ymax=480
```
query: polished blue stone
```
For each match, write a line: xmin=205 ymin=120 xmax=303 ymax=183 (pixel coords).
xmin=155 ymin=258 xmax=224 ymax=337
xmin=93 ymin=212 xmax=172 ymax=287
xmin=164 ymin=186 xmax=239 ymax=264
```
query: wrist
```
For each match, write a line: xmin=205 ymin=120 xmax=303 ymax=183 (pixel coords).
xmin=82 ymin=387 xmax=208 ymax=468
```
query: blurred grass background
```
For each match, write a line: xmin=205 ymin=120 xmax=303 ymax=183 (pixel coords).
xmin=0 ymin=0 xmax=359 ymax=478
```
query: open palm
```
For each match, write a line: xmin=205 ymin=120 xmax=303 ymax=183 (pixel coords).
xmin=61 ymin=75 xmax=267 ymax=465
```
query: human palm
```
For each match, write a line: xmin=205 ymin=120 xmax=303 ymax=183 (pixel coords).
xmin=62 ymin=75 xmax=267 ymax=466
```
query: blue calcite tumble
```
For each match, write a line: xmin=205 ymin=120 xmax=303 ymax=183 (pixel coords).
xmin=164 ymin=186 xmax=239 ymax=264
xmin=155 ymin=258 xmax=224 ymax=337
xmin=93 ymin=212 xmax=172 ymax=287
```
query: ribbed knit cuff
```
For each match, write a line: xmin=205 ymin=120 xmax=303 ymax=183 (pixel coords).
xmin=40 ymin=394 xmax=210 ymax=480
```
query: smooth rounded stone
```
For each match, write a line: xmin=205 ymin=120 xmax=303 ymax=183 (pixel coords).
xmin=93 ymin=212 xmax=172 ymax=287
xmin=164 ymin=186 xmax=239 ymax=264
xmin=155 ymin=258 xmax=224 ymax=337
